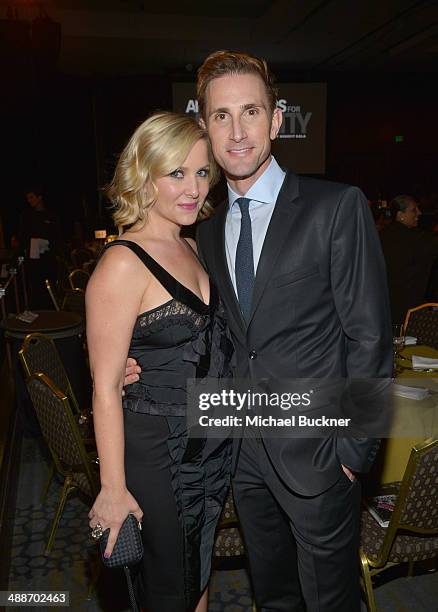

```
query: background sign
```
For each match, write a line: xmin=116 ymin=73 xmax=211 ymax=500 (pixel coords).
xmin=173 ymin=82 xmax=327 ymax=175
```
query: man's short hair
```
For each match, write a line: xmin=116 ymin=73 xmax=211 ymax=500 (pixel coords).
xmin=197 ymin=50 xmax=278 ymax=119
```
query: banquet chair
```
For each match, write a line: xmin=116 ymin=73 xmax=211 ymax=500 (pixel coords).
xmin=68 ymin=269 xmax=90 ymax=291
xmin=360 ymin=438 xmax=438 ymax=612
xmin=403 ymin=302 xmax=438 ymax=348
xmin=19 ymin=332 xmax=86 ymax=419
xmin=45 ymin=280 xmax=86 ymax=317
xmin=62 ymin=288 xmax=86 ymax=318
xmin=26 ymin=373 xmax=99 ymax=555
xmin=214 ymin=490 xmax=256 ymax=610
xmin=19 ymin=332 xmax=93 ymax=501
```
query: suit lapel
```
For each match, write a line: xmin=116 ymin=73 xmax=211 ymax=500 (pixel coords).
xmin=247 ymin=171 xmax=301 ymax=325
xmin=211 ymin=202 xmax=247 ymax=335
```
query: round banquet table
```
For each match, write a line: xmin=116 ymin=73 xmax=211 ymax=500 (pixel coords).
xmin=367 ymin=344 xmax=438 ymax=486
xmin=396 ymin=343 xmax=438 ymax=377
xmin=1 ymin=310 xmax=91 ymax=436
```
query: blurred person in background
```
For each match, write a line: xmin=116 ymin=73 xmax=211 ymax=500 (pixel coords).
xmin=381 ymin=194 xmax=438 ymax=324
xmin=12 ymin=186 xmax=60 ymax=308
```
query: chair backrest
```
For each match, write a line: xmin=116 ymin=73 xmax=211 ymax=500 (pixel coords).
xmin=403 ymin=303 xmax=438 ymax=348
xmin=68 ymin=269 xmax=90 ymax=291
xmin=377 ymin=438 xmax=438 ymax=564
xmin=399 ymin=439 xmax=438 ymax=531
xmin=61 ymin=288 xmax=85 ymax=317
xmin=19 ymin=332 xmax=80 ymax=414
xmin=26 ymin=372 xmax=98 ymax=498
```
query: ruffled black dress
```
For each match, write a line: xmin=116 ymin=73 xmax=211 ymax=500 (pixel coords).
xmin=104 ymin=240 xmax=233 ymax=612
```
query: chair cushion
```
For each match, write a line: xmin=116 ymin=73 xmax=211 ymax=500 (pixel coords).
xmin=361 ymin=509 xmax=438 ymax=563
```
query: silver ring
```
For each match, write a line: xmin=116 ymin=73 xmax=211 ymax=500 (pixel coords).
xmin=91 ymin=523 xmax=104 ymax=540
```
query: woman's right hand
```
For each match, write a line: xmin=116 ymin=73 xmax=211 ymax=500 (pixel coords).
xmin=88 ymin=487 xmax=143 ymax=558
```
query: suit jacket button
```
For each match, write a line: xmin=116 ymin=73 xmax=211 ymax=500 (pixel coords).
xmin=249 ymin=350 xmax=257 ymax=360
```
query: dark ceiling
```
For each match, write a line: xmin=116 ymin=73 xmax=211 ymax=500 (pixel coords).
xmin=2 ymin=0 xmax=438 ymax=76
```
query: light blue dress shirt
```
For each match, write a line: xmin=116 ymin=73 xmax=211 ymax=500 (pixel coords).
xmin=225 ymin=156 xmax=286 ymax=294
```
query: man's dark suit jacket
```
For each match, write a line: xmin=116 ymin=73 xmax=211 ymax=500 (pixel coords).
xmin=380 ymin=221 xmax=438 ymax=324
xmin=197 ymin=171 xmax=393 ymax=496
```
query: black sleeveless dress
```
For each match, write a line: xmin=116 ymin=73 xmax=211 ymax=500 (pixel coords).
xmin=104 ymin=240 xmax=233 ymax=612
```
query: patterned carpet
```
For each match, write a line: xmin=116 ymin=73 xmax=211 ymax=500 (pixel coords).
xmin=5 ymin=437 xmax=438 ymax=611
xmin=6 ymin=437 xmax=254 ymax=611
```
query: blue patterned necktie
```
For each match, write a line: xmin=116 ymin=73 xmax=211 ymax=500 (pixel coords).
xmin=235 ymin=197 xmax=254 ymax=322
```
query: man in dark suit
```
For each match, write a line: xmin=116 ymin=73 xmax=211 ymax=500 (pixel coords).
xmin=380 ymin=194 xmax=438 ymax=323
xmin=126 ymin=51 xmax=392 ymax=611
xmin=195 ymin=51 xmax=392 ymax=612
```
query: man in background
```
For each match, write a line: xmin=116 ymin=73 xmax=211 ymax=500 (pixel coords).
xmin=13 ymin=186 xmax=60 ymax=308
xmin=381 ymin=194 xmax=438 ymax=323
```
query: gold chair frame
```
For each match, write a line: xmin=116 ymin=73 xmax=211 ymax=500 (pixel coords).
xmin=45 ymin=279 xmax=61 ymax=311
xmin=19 ymin=332 xmax=83 ymax=416
xmin=360 ymin=438 xmax=438 ymax=612
xmin=26 ymin=373 xmax=99 ymax=555
xmin=68 ymin=268 xmax=90 ymax=291
xmin=61 ymin=287 xmax=86 ymax=317
xmin=19 ymin=332 xmax=92 ymax=503
xmin=402 ymin=302 xmax=438 ymax=335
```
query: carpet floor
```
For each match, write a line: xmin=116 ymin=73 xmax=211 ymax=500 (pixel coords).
xmin=5 ymin=437 xmax=438 ymax=611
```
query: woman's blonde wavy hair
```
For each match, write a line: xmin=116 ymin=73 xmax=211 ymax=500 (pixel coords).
xmin=108 ymin=111 xmax=219 ymax=232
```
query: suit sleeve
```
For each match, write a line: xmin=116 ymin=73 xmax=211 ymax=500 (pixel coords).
xmin=330 ymin=187 xmax=393 ymax=472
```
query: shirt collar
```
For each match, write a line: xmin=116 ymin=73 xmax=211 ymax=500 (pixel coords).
xmin=227 ymin=156 xmax=286 ymax=211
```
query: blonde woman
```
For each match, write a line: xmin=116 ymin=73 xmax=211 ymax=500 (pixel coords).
xmin=86 ymin=112 xmax=232 ymax=612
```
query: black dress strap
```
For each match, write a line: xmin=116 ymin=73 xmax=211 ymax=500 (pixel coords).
xmin=104 ymin=239 xmax=210 ymax=314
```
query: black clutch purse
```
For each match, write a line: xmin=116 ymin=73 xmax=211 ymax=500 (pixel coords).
xmin=99 ymin=513 xmax=143 ymax=568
